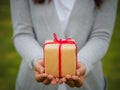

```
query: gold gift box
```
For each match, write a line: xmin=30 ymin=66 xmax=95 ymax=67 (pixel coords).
xmin=44 ymin=37 xmax=77 ymax=77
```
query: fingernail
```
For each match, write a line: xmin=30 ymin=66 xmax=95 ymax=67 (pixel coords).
xmin=48 ymin=75 xmax=53 ymax=79
xmin=40 ymin=69 xmax=43 ymax=73
xmin=56 ymin=78 xmax=59 ymax=82
xmin=61 ymin=78 xmax=66 ymax=82
xmin=72 ymin=76 xmax=77 ymax=80
xmin=51 ymin=80 xmax=56 ymax=85
xmin=66 ymin=75 xmax=71 ymax=79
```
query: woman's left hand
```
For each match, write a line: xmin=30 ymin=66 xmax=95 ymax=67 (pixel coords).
xmin=59 ymin=62 xmax=86 ymax=88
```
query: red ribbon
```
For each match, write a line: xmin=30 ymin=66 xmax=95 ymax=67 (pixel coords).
xmin=44 ymin=33 xmax=78 ymax=77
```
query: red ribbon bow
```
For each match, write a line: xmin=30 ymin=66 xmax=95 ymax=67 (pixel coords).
xmin=53 ymin=33 xmax=73 ymax=44
xmin=44 ymin=33 xmax=78 ymax=77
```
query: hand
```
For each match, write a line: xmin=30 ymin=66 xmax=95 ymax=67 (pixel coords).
xmin=59 ymin=62 xmax=86 ymax=88
xmin=33 ymin=59 xmax=57 ymax=85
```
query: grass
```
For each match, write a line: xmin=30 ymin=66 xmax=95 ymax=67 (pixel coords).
xmin=0 ymin=0 xmax=120 ymax=90
xmin=0 ymin=1 xmax=21 ymax=90
xmin=102 ymin=7 xmax=120 ymax=89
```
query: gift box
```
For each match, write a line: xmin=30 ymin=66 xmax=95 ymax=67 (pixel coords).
xmin=44 ymin=33 xmax=77 ymax=77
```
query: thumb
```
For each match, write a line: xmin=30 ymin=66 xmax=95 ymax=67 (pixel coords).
xmin=34 ymin=60 xmax=45 ymax=73
xmin=77 ymin=63 xmax=86 ymax=76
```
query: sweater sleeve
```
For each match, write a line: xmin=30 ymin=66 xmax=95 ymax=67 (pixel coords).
xmin=10 ymin=0 xmax=43 ymax=69
xmin=78 ymin=0 xmax=118 ymax=75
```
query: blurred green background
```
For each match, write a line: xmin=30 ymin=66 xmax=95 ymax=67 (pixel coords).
xmin=0 ymin=0 xmax=120 ymax=90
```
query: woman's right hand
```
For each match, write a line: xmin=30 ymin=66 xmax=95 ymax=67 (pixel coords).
xmin=33 ymin=59 xmax=57 ymax=85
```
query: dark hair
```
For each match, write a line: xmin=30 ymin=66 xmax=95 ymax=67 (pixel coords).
xmin=33 ymin=0 xmax=103 ymax=9
xmin=94 ymin=0 xmax=103 ymax=8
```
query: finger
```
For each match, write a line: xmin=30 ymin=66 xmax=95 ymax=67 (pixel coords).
xmin=73 ymin=77 xmax=83 ymax=87
xmin=34 ymin=71 xmax=46 ymax=82
xmin=76 ymin=62 xmax=80 ymax=69
xmin=77 ymin=67 xmax=85 ymax=76
xmin=43 ymin=77 xmax=52 ymax=85
xmin=48 ymin=74 xmax=54 ymax=79
xmin=43 ymin=74 xmax=54 ymax=85
xmin=65 ymin=75 xmax=75 ymax=87
xmin=65 ymin=78 xmax=75 ymax=88
xmin=61 ymin=77 xmax=67 ymax=83
xmin=42 ymin=73 xmax=48 ymax=77
xmin=34 ymin=64 xmax=45 ymax=74
xmin=58 ymin=79 xmax=63 ymax=84
xmin=72 ymin=76 xmax=82 ymax=87
xmin=51 ymin=78 xmax=57 ymax=85
xmin=72 ymin=76 xmax=81 ymax=87
xmin=66 ymin=75 xmax=72 ymax=79
xmin=40 ymin=60 xmax=45 ymax=67
xmin=72 ymin=76 xmax=78 ymax=80
xmin=78 ymin=63 xmax=86 ymax=76
xmin=40 ymin=67 xmax=45 ymax=73
xmin=76 ymin=70 xmax=80 ymax=77
xmin=56 ymin=78 xmax=59 ymax=83
xmin=34 ymin=60 xmax=45 ymax=73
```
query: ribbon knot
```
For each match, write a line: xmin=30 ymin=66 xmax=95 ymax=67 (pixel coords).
xmin=53 ymin=33 xmax=75 ymax=44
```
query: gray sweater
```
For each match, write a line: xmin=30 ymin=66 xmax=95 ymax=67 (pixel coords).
xmin=10 ymin=0 xmax=118 ymax=90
